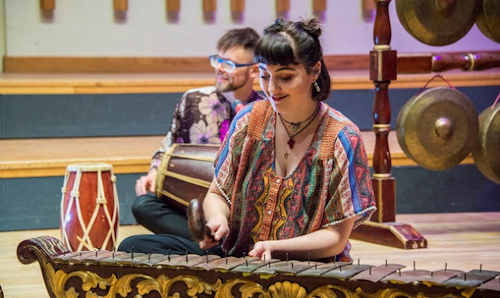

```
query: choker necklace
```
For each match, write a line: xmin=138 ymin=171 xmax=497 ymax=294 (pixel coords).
xmin=278 ymin=103 xmax=321 ymax=149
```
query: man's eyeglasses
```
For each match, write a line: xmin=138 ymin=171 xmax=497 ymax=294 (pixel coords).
xmin=209 ymin=55 xmax=255 ymax=73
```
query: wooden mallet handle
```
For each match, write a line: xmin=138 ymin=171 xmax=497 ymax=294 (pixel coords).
xmin=187 ymin=198 xmax=214 ymax=241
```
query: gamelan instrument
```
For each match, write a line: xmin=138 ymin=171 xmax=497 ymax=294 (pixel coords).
xmin=476 ymin=0 xmax=500 ymax=43
xmin=473 ymin=97 xmax=500 ymax=184
xmin=395 ymin=0 xmax=479 ymax=46
xmin=18 ymin=236 xmax=500 ymax=298
xmin=155 ymin=143 xmax=219 ymax=213
xmin=396 ymin=86 xmax=478 ymax=171
xmin=60 ymin=163 xmax=119 ymax=252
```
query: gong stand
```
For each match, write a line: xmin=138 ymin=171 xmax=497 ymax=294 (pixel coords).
xmin=349 ymin=0 xmax=428 ymax=249
xmin=351 ymin=0 xmax=500 ymax=249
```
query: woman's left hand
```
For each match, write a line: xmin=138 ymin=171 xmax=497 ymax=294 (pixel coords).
xmin=249 ymin=241 xmax=273 ymax=261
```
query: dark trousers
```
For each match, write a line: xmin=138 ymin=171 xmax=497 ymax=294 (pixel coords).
xmin=124 ymin=194 xmax=223 ymax=256
xmin=132 ymin=194 xmax=191 ymax=239
xmin=118 ymin=233 xmax=224 ymax=256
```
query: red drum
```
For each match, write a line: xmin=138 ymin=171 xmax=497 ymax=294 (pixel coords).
xmin=60 ymin=163 xmax=119 ymax=252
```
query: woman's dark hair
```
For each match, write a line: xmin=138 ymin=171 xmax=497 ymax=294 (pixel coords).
xmin=255 ymin=18 xmax=330 ymax=101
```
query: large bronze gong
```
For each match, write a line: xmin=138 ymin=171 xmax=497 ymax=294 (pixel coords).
xmin=396 ymin=0 xmax=479 ymax=46
xmin=473 ymin=102 xmax=500 ymax=183
xmin=476 ymin=0 xmax=500 ymax=43
xmin=396 ymin=87 xmax=478 ymax=171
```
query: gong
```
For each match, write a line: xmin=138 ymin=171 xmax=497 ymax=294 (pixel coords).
xmin=473 ymin=103 xmax=500 ymax=183
xmin=396 ymin=87 xmax=479 ymax=171
xmin=396 ymin=0 xmax=479 ymax=46
xmin=476 ymin=0 xmax=500 ymax=43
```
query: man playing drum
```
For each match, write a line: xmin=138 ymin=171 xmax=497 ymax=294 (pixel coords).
xmin=132 ymin=28 xmax=263 ymax=239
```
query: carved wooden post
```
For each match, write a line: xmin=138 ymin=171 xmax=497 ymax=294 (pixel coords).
xmin=166 ymin=0 xmax=180 ymax=22
xmin=350 ymin=0 xmax=427 ymax=249
xmin=276 ymin=0 xmax=290 ymax=19
xmin=371 ymin=0 xmax=396 ymax=223
xmin=231 ymin=0 xmax=245 ymax=23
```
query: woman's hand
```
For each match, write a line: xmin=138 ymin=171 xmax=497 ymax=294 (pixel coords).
xmin=249 ymin=241 xmax=274 ymax=261
xmin=199 ymin=214 xmax=229 ymax=250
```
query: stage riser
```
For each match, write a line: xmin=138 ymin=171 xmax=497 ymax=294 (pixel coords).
xmin=1 ymin=86 xmax=499 ymax=138
xmin=0 ymin=166 xmax=498 ymax=231
xmin=0 ymin=173 xmax=140 ymax=231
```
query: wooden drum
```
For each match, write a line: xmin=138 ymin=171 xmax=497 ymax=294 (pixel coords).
xmin=155 ymin=144 xmax=218 ymax=214
xmin=60 ymin=163 xmax=119 ymax=252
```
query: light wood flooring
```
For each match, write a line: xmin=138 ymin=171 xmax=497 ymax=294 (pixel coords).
xmin=1 ymin=212 xmax=499 ymax=298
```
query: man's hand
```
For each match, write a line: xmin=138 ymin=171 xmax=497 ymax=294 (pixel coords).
xmin=199 ymin=215 xmax=229 ymax=250
xmin=135 ymin=168 xmax=158 ymax=196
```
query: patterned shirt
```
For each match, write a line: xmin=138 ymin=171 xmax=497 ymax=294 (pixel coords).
xmin=150 ymin=87 xmax=262 ymax=169
xmin=214 ymin=100 xmax=376 ymax=261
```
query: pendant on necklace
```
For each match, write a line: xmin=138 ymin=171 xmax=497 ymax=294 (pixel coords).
xmin=287 ymin=138 xmax=295 ymax=149
xmin=284 ymin=152 xmax=289 ymax=159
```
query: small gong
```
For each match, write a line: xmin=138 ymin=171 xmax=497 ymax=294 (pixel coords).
xmin=396 ymin=87 xmax=479 ymax=171
xmin=473 ymin=102 xmax=500 ymax=183
xmin=476 ymin=0 xmax=500 ymax=43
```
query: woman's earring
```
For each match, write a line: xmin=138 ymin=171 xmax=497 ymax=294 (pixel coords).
xmin=313 ymin=81 xmax=320 ymax=92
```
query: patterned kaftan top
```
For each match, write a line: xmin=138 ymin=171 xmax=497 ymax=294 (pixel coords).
xmin=214 ymin=100 xmax=376 ymax=261
xmin=150 ymin=87 xmax=262 ymax=170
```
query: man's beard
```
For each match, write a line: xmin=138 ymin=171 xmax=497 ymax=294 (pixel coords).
xmin=216 ymin=73 xmax=248 ymax=93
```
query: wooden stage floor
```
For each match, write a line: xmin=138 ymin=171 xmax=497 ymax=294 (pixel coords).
xmin=1 ymin=212 xmax=499 ymax=297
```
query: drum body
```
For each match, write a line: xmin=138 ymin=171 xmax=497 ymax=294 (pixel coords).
xmin=156 ymin=144 xmax=218 ymax=214
xmin=60 ymin=163 xmax=119 ymax=251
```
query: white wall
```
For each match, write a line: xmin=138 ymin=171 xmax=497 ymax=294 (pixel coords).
xmin=5 ymin=0 xmax=499 ymax=57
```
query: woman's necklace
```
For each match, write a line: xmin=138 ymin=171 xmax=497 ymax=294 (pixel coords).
xmin=278 ymin=103 xmax=320 ymax=150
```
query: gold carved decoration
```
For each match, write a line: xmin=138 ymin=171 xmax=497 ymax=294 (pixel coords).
xmin=38 ymin=259 xmax=474 ymax=298
xmin=216 ymin=279 xmax=267 ymax=297
xmin=44 ymin=259 xmax=221 ymax=297
xmin=270 ymin=281 xmax=307 ymax=297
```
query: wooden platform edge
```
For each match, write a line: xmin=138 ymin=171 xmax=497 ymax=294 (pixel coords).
xmin=1 ymin=69 xmax=499 ymax=94
xmin=0 ymin=158 xmax=150 ymax=178
xmin=0 ymin=134 xmax=475 ymax=179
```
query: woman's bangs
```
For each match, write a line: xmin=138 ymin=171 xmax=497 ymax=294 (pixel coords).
xmin=254 ymin=34 xmax=297 ymax=66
